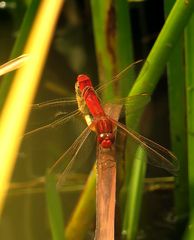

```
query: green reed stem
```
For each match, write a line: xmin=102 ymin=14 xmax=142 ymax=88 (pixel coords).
xmin=122 ymin=147 xmax=147 ymax=240
xmin=185 ymin=13 xmax=194 ymax=240
xmin=124 ymin=1 xmax=194 ymax=237
xmin=90 ymin=0 xmax=134 ymax=100
xmin=46 ymin=174 xmax=65 ymax=240
xmin=127 ymin=0 xmax=194 ymax=128
xmin=164 ymin=0 xmax=189 ymax=221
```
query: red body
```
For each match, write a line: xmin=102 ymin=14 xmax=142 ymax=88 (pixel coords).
xmin=77 ymin=74 xmax=115 ymax=148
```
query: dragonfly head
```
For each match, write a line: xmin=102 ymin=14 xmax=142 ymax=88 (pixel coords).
xmin=77 ymin=74 xmax=92 ymax=92
xmin=98 ymin=133 xmax=115 ymax=148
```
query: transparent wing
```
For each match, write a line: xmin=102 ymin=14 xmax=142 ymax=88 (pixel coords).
xmin=30 ymin=61 xmax=144 ymax=112
xmin=103 ymin=94 xmax=150 ymax=126
xmin=48 ymin=125 xmax=93 ymax=188
xmin=95 ymin=60 xmax=145 ymax=94
xmin=28 ymin=93 xmax=149 ymax=137
xmin=28 ymin=61 xmax=147 ymax=128
xmin=25 ymin=97 xmax=79 ymax=137
xmin=110 ymin=118 xmax=178 ymax=175
xmin=0 ymin=54 xmax=29 ymax=77
xmin=32 ymin=97 xmax=77 ymax=109
xmin=104 ymin=93 xmax=150 ymax=116
xmin=24 ymin=109 xmax=81 ymax=137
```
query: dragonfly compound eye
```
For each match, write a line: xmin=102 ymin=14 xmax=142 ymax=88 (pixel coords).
xmin=97 ymin=133 xmax=115 ymax=148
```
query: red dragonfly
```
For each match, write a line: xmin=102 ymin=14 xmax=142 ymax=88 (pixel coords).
xmin=24 ymin=61 xmax=177 ymax=186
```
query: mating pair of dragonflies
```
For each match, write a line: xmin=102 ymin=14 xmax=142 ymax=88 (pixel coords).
xmin=0 ymin=55 xmax=177 ymax=186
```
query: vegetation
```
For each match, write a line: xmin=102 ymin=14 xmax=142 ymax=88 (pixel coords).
xmin=0 ymin=0 xmax=193 ymax=239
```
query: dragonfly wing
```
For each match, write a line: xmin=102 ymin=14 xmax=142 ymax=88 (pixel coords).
xmin=32 ymin=98 xmax=77 ymax=109
xmin=48 ymin=125 xmax=93 ymax=188
xmin=104 ymin=94 xmax=150 ymax=123
xmin=25 ymin=97 xmax=79 ymax=136
xmin=95 ymin=60 xmax=145 ymax=94
xmin=104 ymin=93 xmax=150 ymax=117
xmin=110 ymin=118 xmax=178 ymax=175
xmin=24 ymin=110 xmax=81 ymax=137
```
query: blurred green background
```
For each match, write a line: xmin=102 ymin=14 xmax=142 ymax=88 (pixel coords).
xmin=0 ymin=0 xmax=191 ymax=239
